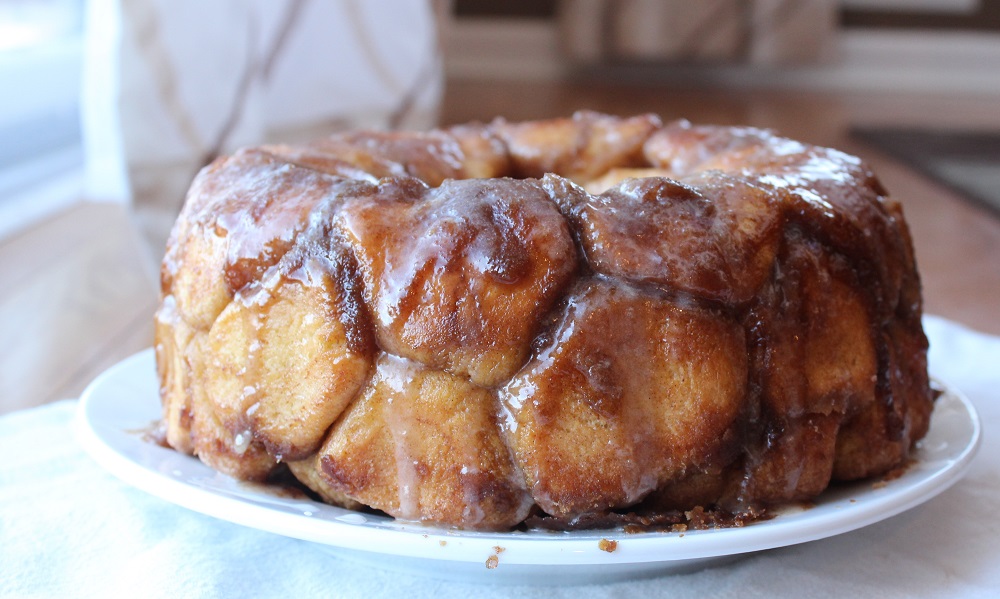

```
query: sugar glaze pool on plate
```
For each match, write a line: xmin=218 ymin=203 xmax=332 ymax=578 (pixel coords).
xmin=75 ymin=349 xmax=981 ymax=585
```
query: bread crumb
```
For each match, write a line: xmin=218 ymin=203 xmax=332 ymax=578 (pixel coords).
xmin=485 ymin=546 xmax=504 ymax=569
xmin=598 ymin=538 xmax=618 ymax=553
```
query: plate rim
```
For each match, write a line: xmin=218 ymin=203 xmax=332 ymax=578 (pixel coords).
xmin=75 ymin=348 xmax=982 ymax=567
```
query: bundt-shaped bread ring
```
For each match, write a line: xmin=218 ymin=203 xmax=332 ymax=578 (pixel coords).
xmin=155 ymin=111 xmax=934 ymax=530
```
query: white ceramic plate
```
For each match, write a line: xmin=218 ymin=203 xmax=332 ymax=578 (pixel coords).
xmin=75 ymin=349 xmax=981 ymax=585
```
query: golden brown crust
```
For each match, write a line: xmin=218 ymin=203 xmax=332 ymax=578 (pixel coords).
xmin=156 ymin=111 xmax=934 ymax=530
xmin=335 ymin=176 xmax=577 ymax=387
xmin=499 ymin=279 xmax=748 ymax=517
xmin=555 ymin=171 xmax=783 ymax=304
xmin=493 ymin=111 xmax=661 ymax=181
xmin=305 ymin=354 xmax=533 ymax=530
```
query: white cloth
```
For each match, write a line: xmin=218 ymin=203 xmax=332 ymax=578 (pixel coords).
xmin=2 ymin=315 xmax=998 ymax=598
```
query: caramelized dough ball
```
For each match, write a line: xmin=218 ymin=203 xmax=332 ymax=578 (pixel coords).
xmin=749 ymin=234 xmax=878 ymax=419
xmin=834 ymin=400 xmax=903 ymax=481
xmin=303 ymin=354 xmax=533 ymax=530
xmin=646 ymin=411 xmax=843 ymax=510
xmin=307 ymin=128 xmax=502 ymax=186
xmin=644 ymin=120 xmax=909 ymax=317
xmin=165 ymin=226 xmax=230 ymax=332
xmin=200 ymin=252 xmax=374 ymax=461
xmin=259 ymin=144 xmax=394 ymax=183
xmin=834 ymin=318 xmax=933 ymax=479
xmin=500 ymin=279 xmax=748 ymax=518
xmin=551 ymin=171 xmax=782 ymax=304
xmin=163 ymin=149 xmax=353 ymax=330
xmin=745 ymin=413 xmax=842 ymax=502
xmin=583 ymin=167 xmax=674 ymax=194
xmin=187 ymin=332 xmax=277 ymax=481
xmin=494 ymin=111 xmax=661 ymax=181
xmin=154 ymin=297 xmax=195 ymax=454
xmin=270 ymin=125 xmax=509 ymax=184
xmin=643 ymin=120 xmax=769 ymax=176
xmin=739 ymin=235 xmax=880 ymax=501
xmin=445 ymin=123 xmax=511 ymax=179
xmin=337 ymin=176 xmax=577 ymax=387
xmin=287 ymin=454 xmax=365 ymax=510
xmin=641 ymin=464 xmax=742 ymax=513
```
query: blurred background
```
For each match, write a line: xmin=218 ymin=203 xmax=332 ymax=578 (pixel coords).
xmin=1 ymin=0 xmax=998 ymax=414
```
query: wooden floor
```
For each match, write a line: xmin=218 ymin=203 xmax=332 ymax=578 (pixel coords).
xmin=2 ymin=78 xmax=998 ymax=415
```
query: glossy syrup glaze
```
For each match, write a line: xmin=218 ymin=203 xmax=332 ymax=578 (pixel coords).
xmin=155 ymin=111 xmax=933 ymax=530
